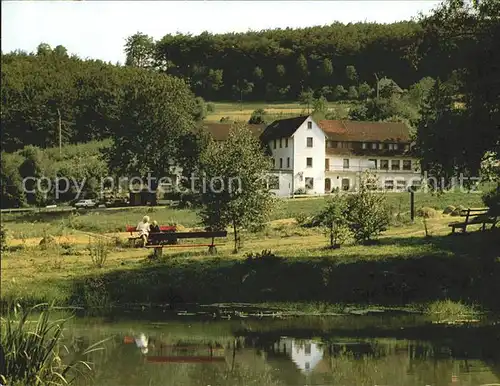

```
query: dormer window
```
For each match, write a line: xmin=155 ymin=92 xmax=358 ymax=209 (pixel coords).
xmin=362 ymin=142 xmax=367 ymax=149
xmin=307 ymin=121 xmax=312 ymax=129
xmin=371 ymin=143 xmax=377 ymax=150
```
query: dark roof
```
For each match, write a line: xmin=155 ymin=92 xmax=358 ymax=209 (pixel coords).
xmin=260 ymin=116 xmax=309 ymax=142
xmin=319 ymin=120 xmax=411 ymax=142
xmin=199 ymin=122 xmax=266 ymax=141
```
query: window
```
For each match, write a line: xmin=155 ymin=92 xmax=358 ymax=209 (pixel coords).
xmin=305 ymin=362 xmax=310 ymax=370
xmin=328 ymin=141 xmax=337 ymax=148
xmin=380 ymin=160 xmax=389 ymax=170
xmin=304 ymin=344 xmax=311 ymax=355
xmin=379 ymin=143 xmax=384 ymax=150
xmin=272 ymin=158 xmax=275 ymax=168
xmin=371 ymin=143 xmax=377 ymax=150
xmin=285 ymin=138 xmax=289 ymax=148
xmin=279 ymin=158 xmax=283 ymax=169
xmin=279 ymin=138 xmax=282 ymax=148
xmin=343 ymin=159 xmax=350 ymax=169
xmin=362 ymin=142 xmax=368 ymax=149
xmin=397 ymin=179 xmax=407 ymax=190
xmin=287 ymin=157 xmax=290 ymax=168
xmin=273 ymin=139 xmax=276 ymax=149
xmin=368 ymin=159 xmax=377 ymax=169
xmin=403 ymin=160 xmax=412 ymax=171
xmin=391 ymin=160 xmax=400 ymax=170
xmin=268 ymin=175 xmax=279 ymax=190
xmin=325 ymin=158 xmax=330 ymax=171
xmin=305 ymin=177 xmax=314 ymax=189
xmin=384 ymin=180 xmax=394 ymax=191
xmin=394 ymin=144 xmax=399 ymax=150
xmin=306 ymin=157 xmax=313 ymax=167
xmin=404 ymin=144 xmax=410 ymax=151
xmin=307 ymin=121 xmax=312 ymax=129
xmin=307 ymin=137 xmax=313 ymax=147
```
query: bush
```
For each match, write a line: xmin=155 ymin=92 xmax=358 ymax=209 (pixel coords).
xmin=0 ymin=225 xmax=6 ymax=251
xmin=206 ymin=102 xmax=216 ymax=113
xmin=244 ymin=249 xmax=279 ymax=264
xmin=482 ymin=186 xmax=500 ymax=215
xmin=345 ymin=174 xmax=391 ymax=243
xmin=443 ymin=205 xmax=456 ymax=215
xmin=317 ymin=192 xmax=350 ymax=248
xmin=451 ymin=205 xmax=466 ymax=216
xmin=417 ymin=206 xmax=439 ymax=218
xmin=295 ymin=212 xmax=309 ymax=226
xmin=248 ymin=108 xmax=267 ymax=124
xmin=87 ymin=237 xmax=109 ymax=268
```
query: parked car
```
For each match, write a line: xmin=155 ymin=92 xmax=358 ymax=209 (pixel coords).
xmin=73 ymin=199 xmax=98 ymax=209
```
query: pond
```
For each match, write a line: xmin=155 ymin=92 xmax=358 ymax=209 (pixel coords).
xmin=61 ymin=308 xmax=500 ymax=386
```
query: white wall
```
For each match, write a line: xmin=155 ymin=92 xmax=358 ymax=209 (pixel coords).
xmin=325 ymin=155 xmax=421 ymax=191
xmin=268 ymin=171 xmax=293 ymax=197
xmin=268 ymin=137 xmax=294 ymax=171
xmin=292 ymin=117 xmax=326 ymax=195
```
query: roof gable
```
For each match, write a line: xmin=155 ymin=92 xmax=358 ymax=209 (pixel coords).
xmin=260 ymin=116 xmax=309 ymax=142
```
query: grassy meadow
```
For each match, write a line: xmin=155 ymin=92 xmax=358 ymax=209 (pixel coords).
xmin=205 ymin=101 xmax=354 ymax=122
xmin=1 ymin=190 xmax=499 ymax=314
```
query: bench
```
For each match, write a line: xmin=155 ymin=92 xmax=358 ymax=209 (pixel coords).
xmin=126 ymin=225 xmax=176 ymax=246
xmin=448 ymin=208 xmax=498 ymax=234
xmin=145 ymin=231 xmax=228 ymax=257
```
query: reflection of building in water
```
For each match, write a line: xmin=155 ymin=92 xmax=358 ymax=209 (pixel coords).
xmin=271 ymin=338 xmax=324 ymax=373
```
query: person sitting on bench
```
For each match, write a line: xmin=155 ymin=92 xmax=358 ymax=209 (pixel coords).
xmin=150 ymin=220 xmax=160 ymax=233
xmin=136 ymin=216 xmax=150 ymax=247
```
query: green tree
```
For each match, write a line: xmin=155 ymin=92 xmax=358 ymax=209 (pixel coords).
xmin=317 ymin=192 xmax=350 ymax=248
xmin=345 ymin=65 xmax=358 ymax=84
xmin=358 ymin=82 xmax=374 ymax=100
xmin=193 ymin=97 xmax=207 ymax=121
xmin=347 ymin=86 xmax=359 ymax=100
xmin=248 ymin=109 xmax=267 ymax=124
xmin=312 ymin=96 xmax=329 ymax=114
xmin=332 ymin=85 xmax=347 ymax=100
xmin=299 ymin=88 xmax=314 ymax=114
xmin=124 ymin=32 xmax=155 ymax=68
xmin=253 ymin=66 xmax=264 ymax=80
xmin=346 ymin=174 xmax=391 ymax=244
xmin=0 ymin=152 xmax=26 ymax=208
xmin=408 ymin=77 xmax=435 ymax=106
xmin=296 ymin=54 xmax=309 ymax=79
xmin=206 ymin=69 xmax=224 ymax=92
xmin=105 ymin=72 xmax=197 ymax=201
xmin=36 ymin=43 xmax=52 ymax=56
xmin=198 ymin=125 xmax=275 ymax=253
xmin=321 ymin=58 xmax=334 ymax=79
xmin=276 ymin=64 xmax=286 ymax=78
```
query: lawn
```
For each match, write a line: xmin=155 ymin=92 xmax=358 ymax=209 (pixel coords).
xmin=2 ymin=210 xmax=499 ymax=313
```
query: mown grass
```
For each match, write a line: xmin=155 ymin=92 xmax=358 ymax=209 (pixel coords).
xmin=2 ymin=213 xmax=499 ymax=314
xmin=0 ymin=191 xmax=486 ymax=239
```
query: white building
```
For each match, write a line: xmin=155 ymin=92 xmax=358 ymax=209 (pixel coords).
xmin=272 ymin=338 xmax=324 ymax=373
xmin=202 ymin=116 xmax=421 ymax=197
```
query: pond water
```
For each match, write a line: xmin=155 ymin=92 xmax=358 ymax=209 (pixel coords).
xmin=63 ymin=309 xmax=500 ymax=386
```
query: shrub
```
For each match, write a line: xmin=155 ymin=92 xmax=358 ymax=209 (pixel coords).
xmin=295 ymin=212 xmax=309 ymax=226
xmin=244 ymin=249 xmax=279 ymax=263
xmin=317 ymin=192 xmax=350 ymax=248
xmin=206 ymin=102 xmax=216 ymax=113
xmin=0 ymin=303 xmax=105 ymax=385
xmin=451 ymin=205 xmax=466 ymax=216
xmin=443 ymin=205 xmax=456 ymax=214
xmin=294 ymin=188 xmax=306 ymax=195
xmin=0 ymin=224 xmax=7 ymax=251
xmin=482 ymin=186 xmax=500 ymax=215
xmin=417 ymin=206 xmax=439 ymax=218
xmin=87 ymin=237 xmax=109 ymax=268
xmin=248 ymin=108 xmax=267 ymax=124
xmin=345 ymin=174 xmax=391 ymax=243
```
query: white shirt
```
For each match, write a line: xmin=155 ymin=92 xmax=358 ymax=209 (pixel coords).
xmin=136 ymin=222 xmax=150 ymax=236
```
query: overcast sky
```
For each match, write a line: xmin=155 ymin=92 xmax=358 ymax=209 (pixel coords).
xmin=2 ymin=1 xmax=442 ymax=64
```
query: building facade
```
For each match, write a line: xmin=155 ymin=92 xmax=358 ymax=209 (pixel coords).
xmin=260 ymin=116 xmax=421 ymax=197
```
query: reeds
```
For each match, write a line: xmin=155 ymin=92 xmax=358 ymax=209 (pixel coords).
xmin=1 ymin=303 xmax=106 ymax=385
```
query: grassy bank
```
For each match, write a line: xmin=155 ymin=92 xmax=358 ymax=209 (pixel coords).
xmin=0 ymin=191 xmax=486 ymax=239
xmin=2 ymin=212 xmax=499 ymax=313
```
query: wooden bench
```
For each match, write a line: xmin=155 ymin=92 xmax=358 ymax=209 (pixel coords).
xmin=145 ymin=231 xmax=228 ymax=257
xmin=126 ymin=225 xmax=176 ymax=246
xmin=448 ymin=208 xmax=498 ymax=234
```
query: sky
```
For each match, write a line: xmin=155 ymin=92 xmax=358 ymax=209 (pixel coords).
xmin=2 ymin=1 xmax=442 ymax=64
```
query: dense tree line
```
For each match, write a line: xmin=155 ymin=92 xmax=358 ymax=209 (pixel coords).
xmin=125 ymin=21 xmax=458 ymax=101
xmin=1 ymin=45 xmax=202 ymax=152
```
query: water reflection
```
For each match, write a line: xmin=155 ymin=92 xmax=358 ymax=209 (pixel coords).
xmin=67 ymin=316 xmax=500 ymax=386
